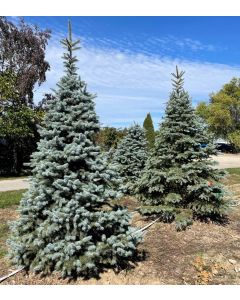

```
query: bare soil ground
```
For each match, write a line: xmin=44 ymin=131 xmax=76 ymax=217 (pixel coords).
xmin=0 ymin=174 xmax=240 ymax=285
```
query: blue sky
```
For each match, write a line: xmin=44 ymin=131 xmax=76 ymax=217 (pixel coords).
xmin=8 ymin=16 xmax=240 ymax=128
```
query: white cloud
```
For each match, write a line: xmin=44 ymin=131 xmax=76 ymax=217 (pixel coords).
xmin=34 ymin=36 xmax=240 ymax=128
xmin=147 ymin=36 xmax=216 ymax=52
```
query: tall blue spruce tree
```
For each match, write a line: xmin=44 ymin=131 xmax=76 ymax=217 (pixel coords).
xmin=135 ymin=67 xmax=228 ymax=230
xmin=8 ymin=22 xmax=142 ymax=278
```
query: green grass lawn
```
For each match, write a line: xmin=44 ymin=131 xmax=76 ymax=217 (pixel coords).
xmin=0 ymin=189 xmax=27 ymax=209
xmin=0 ymin=223 xmax=9 ymax=258
xmin=224 ymin=168 xmax=240 ymax=185
xmin=225 ymin=168 xmax=240 ymax=176
xmin=0 ymin=189 xmax=26 ymax=259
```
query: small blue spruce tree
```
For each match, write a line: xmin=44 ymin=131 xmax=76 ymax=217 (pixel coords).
xmin=113 ymin=124 xmax=147 ymax=195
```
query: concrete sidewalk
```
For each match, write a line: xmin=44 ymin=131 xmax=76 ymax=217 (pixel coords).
xmin=0 ymin=178 xmax=29 ymax=192
xmin=212 ymin=153 xmax=240 ymax=169
xmin=0 ymin=154 xmax=239 ymax=192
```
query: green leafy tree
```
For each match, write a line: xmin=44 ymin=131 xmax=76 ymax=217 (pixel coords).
xmin=143 ymin=112 xmax=155 ymax=149
xmin=8 ymin=22 xmax=141 ymax=278
xmin=135 ymin=67 xmax=228 ymax=231
xmin=0 ymin=17 xmax=51 ymax=175
xmin=196 ymin=77 xmax=240 ymax=148
xmin=228 ymin=130 xmax=240 ymax=151
xmin=0 ymin=105 xmax=42 ymax=174
xmin=95 ymin=126 xmax=127 ymax=151
xmin=195 ymin=102 xmax=210 ymax=121
xmin=0 ymin=17 xmax=51 ymax=104
xmin=113 ymin=124 xmax=147 ymax=195
xmin=0 ymin=70 xmax=18 ymax=102
xmin=0 ymin=71 xmax=42 ymax=174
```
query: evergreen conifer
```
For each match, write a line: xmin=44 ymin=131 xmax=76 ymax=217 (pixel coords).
xmin=8 ymin=22 xmax=142 ymax=278
xmin=135 ymin=67 xmax=228 ymax=230
xmin=143 ymin=112 xmax=155 ymax=149
xmin=113 ymin=124 xmax=147 ymax=195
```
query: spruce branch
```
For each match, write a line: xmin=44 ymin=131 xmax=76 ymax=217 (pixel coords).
xmin=171 ymin=66 xmax=185 ymax=94
xmin=60 ymin=20 xmax=81 ymax=75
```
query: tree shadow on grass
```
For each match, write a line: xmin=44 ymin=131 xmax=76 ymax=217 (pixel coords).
xmin=195 ymin=214 xmax=230 ymax=227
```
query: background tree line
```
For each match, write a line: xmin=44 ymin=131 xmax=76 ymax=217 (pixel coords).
xmin=0 ymin=16 xmax=239 ymax=177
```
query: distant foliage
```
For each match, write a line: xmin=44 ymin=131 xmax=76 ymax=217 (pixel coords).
xmin=135 ymin=67 xmax=228 ymax=230
xmin=228 ymin=130 xmax=240 ymax=151
xmin=143 ymin=112 xmax=155 ymax=149
xmin=196 ymin=77 xmax=240 ymax=150
xmin=8 ymin=22 xmax=142 ymax=278
xmin=113 ymin=124 xmax=148 ymax=195
xmin=95 ymin=126 xmax=127 ymax=151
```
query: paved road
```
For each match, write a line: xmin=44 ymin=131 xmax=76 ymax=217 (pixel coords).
xmin=0 ymin=154 xmax=239 ymax=192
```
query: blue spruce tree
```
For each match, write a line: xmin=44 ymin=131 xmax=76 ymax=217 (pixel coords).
xmin=113 ymin=124 xmax=147 ymax=195
xmin=135 ymin=67 xmax=228 ymax=230
xmin=8 ymin=22 xmax=142 ymax=278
